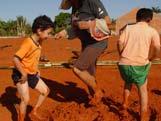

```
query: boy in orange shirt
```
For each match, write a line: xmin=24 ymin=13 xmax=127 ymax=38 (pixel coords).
xmin=12 ymin=15 xmax=54 ymax=121
xmin=117 ymin=8 xmax=160 ymax=121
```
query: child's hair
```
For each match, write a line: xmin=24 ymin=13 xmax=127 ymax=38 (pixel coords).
xmin=32 ymin=15 xmax=55 ymax=33
xmin=136 ymin=8 xmax=153 ymax=22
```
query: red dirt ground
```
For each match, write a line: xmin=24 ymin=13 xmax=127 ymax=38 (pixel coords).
xmin=0 ymin=36 xmax=161 ymax=121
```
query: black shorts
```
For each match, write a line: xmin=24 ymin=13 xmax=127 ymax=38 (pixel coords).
xmin=11 ymin=68 xmax=39 ymax=89
xmin=73 ymin=46 xmax=105 ymax=75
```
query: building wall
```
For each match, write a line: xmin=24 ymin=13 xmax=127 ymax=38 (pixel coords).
xmin=116 ymin=8 xmax=161 ymax=35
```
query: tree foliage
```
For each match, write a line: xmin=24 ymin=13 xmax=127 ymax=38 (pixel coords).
xmin=54 ymin=12 xmax=71 ymax=33
xmin=151 ymin=6 xmax=161 ymax=13
xmin=16 ymin=16 xmax=27 ymax=36
xmin=0 ymin=16 xmax=31 ymax=36
xmin=0 ymin=19 xmax=17 ymax=36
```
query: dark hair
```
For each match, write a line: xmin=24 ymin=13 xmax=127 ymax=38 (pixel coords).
xmin=32 ymin=15 xmax=55 ymax=33
xmin=136 ymin=8 xmax=153 ymax=22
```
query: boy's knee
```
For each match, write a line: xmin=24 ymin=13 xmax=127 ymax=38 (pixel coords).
xmin=42 ymin=87 xmax=50 ymax=96
xmin=46 ymin=87 xmax=50 ymax=95
xmin=139 ymin=83 xmax=147 ymax=92
xmin=73 ymin=67 xmax=81 ymax=74
xmin=22 ymin=96 xmax=30 ymax=105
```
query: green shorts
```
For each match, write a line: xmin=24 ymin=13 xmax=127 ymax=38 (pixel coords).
xmin=118 ymin=64 xmax=151 ymax=87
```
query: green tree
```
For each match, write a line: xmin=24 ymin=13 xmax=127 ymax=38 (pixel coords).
xmin=0 ymin=20 xmax=7 ymax=36
xmin=25 ymin=23 xmax=32 ymax=35
xmin=54 ymin=12 xmax=71 ymax=32
xmin=151 ymin=6 xmax=161 ymax=13
xmin=6 ymin=20 xmax=17 ymax=36
xmin=0 ymin=17 xmax=31 ymax=36
xmin=0 ymin=19 xmax=17 ymax=36
xmin=16 ymin=16 xmax=27 ymax=36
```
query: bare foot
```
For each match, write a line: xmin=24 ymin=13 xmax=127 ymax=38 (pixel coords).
xmin=119 ymin=105 xmax=129 ymax=121
xmin=141 ymin=111 xmax=148 ymax=121
xmin=89 ymin=89 xmax=104 ymax=105
xmin=122 ymin=103 xmax=128 ymax=110
xmin=30 ymin=110 xmax=45 ymax=121
xmin=18 ymin=112 xmax=25 ymax=121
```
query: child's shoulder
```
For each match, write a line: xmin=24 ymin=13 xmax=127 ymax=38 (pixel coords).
xmin=20 ymin=37 xmax=33 ymax=46
xmin=22 ymin=37 xmax=32 ymax=43
xmin=126 ymin=23 xmax=137 ymax=29
xmin=148 ymin=26 xmax=159 ymax=34
xmin=119 ymin=23 xmax=136 ymax=33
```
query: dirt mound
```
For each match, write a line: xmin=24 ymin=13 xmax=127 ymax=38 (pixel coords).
xmin=49 ymin=101 xmax=118 ymax=121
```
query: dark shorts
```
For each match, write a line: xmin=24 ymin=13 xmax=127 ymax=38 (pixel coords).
xmin=118 ymin=64 xmax=151 ymax=87
xmin=73 ymin=46 xmax=106 ymax=75
xmin=11 ymin=68 xmax=39 ymax=89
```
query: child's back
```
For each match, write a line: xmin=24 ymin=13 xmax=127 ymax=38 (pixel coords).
xmin=119 ymin=22 xmax=160 ymax=65
xmin=118 ymin=8 xmax=160 ymax=121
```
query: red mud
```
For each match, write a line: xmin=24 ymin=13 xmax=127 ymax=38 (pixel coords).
xmin=0 ymin=36 xmax=161 ymax=121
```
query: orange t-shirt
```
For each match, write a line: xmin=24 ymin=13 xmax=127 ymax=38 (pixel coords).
xmin=118 ymin=22 xmax=160 ymax=66
xmin=15 ymin=37 xmax=41 ymax=74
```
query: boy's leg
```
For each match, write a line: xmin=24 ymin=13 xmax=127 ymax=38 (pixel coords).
xmin=123 ymin=83 xmax=132 ymax=109
xmin=73 ymin=67 xmax=96 ymax=89
xmin=120 ymin=83 xmax=132 ymax=120
xmin=138 ymin=79 xmax=148 ymax=121
xmin=31 ymin=78 xmax=50 ymax=119
xmin=16 ymin=81 xmax=30 ymax=121
xmin=73 ymin=67 xmax=103 ymax=104
xmin=73 ymin=46 xmax=105 ymax=99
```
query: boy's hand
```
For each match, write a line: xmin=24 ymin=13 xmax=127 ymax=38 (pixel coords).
xmin=54 ymin=30 xmax=68 ymax=39
xmin=20 ymin=73 xmax=27 ymax=84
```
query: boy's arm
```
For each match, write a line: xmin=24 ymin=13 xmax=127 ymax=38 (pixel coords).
xmin=77 ymin=15 xmax=111 ymax=30
xmin=13 ymin=39 xmax=31 ymax=84
xmin=77 ymin=21 xmax=91 ymax=30
xmin=13 ymin=56 xmax=27 ymax=84
xmin=54 ymin=26 xmax=78 ymax=40
xmin=149 ymin=31 xmax=161 ymax=61
xmin=117 ymin=41 xmax=124 ymax=56
xmin=77 ymin=0 xmax=111 ymax=30
xmin=117 ymin=26 xmax=127 ymax=55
